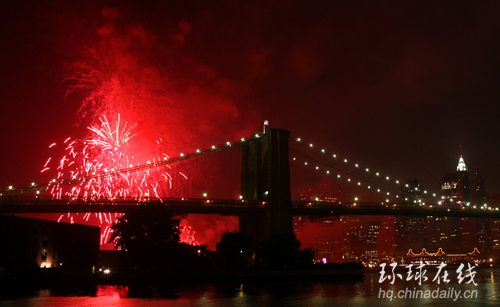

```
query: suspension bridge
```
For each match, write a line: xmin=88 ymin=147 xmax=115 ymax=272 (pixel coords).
xmin=1 ymin=129 xmax=499 ymax=244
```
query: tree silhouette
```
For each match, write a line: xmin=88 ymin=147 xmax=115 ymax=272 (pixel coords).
xmin=299 ymin=248 xmax=315 ymax=267
xmin=108 ymin=205 xmax=181 ymax=270
xmin=215 ymin=231 xmax=253 ymax=271
xmin=254 ymin=233 xmax=302 ymax=269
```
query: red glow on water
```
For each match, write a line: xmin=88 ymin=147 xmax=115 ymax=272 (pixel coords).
xmin=95 ymin=285 xmax=129 ymax=299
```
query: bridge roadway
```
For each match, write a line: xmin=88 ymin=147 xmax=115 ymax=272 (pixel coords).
xmin=1 ymin=196 xmax=500 ymax=219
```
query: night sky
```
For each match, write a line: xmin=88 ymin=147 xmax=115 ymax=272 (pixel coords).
xmin=2 ymin=1 xmax=500 ymax=198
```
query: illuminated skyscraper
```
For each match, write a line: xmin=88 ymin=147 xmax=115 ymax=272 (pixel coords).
xmin=456 ymin=155 xmax=470 ymax=204
xmin=439 ymin=155 xmax=471 ymax=204
xmin=377 ymin=216 xmax=396 ymax=260
xmin=439 ymin=173 xmax=457 ymax=202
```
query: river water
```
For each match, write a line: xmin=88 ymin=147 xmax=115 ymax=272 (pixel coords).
xmin=1 ymin=267 xmax=499 ymax=306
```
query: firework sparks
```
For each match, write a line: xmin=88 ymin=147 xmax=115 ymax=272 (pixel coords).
xmin=44 ymin=114 xmax=173 ymax=201
xmin=41 ymin=113 xmax=200 ymax=246
xmin=180 ymin=225 xmax=200 ymax=246
xmin=44 ymin=115 xmax=153 ymax=217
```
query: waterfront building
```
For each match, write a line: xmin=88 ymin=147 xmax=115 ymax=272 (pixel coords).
xmin=0 ymin=215 xmax=100 ymax=272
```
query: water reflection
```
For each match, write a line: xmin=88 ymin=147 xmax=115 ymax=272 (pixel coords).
xmin=96 ymin=285 xmax=129 ymax=298
xmin=1 ymin=268 xmax=500 ymax=306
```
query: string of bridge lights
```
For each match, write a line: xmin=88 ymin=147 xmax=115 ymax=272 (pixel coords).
xmin=291 ymin=154 xmax=409 ymax=203
xmin=1 ymin=134 xmax=263 ymax=196
xmin=2 ymin=132 xmax=436 ymax=204
xmin=289 ymin=136 xmax=435 ymax=203
xmin=291 ymin=136 xmax=403 ymax=185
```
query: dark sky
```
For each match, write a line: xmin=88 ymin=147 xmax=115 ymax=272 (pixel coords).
xmin=2 ymin=0 xmax=500 ymax=197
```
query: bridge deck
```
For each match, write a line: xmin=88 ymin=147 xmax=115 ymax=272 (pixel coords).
xmin=1 ymin=197 xmax=499 ymax=219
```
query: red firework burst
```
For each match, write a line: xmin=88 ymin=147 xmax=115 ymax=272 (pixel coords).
xmin=42 ymin=113 xmax=198 ymax=246
xmin=43 ymin=114 xmax=175 ymax=200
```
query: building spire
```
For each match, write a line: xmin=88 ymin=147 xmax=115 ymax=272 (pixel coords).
xmin=457 ymin=155 xmax=467 ymax=172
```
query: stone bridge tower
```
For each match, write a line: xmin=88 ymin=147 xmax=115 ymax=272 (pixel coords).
xmin=240 ymin=128 xmax=293 ymax=245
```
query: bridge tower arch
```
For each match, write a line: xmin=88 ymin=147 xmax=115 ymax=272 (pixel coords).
xmin=240 ymin=128 xmax=293 ymax=245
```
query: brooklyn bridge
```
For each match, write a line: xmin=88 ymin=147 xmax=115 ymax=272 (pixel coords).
xmin=1 ymin=129 xmax=498 ymax=244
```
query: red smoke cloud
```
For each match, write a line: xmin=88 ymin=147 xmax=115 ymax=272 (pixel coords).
xmin=56 ymin=7 xmax=260 ymax=249
xmin=65 ymin=7 xmax=259 ymax=152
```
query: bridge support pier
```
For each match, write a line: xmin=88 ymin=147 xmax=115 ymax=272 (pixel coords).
xmin=240 ymin=129 xmax=293 ymax=245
